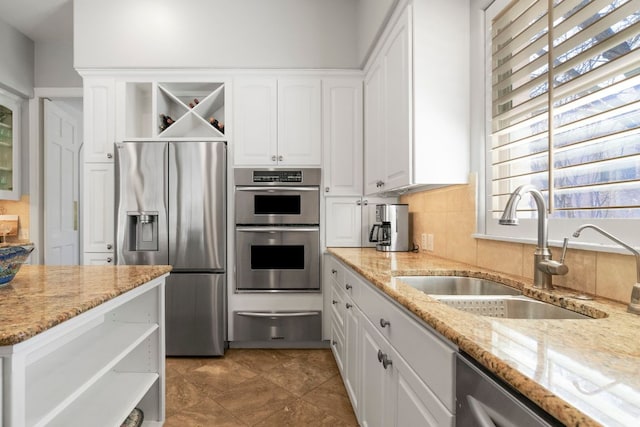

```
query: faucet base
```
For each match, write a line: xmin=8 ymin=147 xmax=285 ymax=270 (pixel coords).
xmin=628 ymin=283 xmax=640 ymax=315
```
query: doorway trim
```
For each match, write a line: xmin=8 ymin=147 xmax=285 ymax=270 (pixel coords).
xmin=29 ymin=87 xmax=83 ymax=264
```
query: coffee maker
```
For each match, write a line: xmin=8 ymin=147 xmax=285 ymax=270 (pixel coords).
xmin=369 ymin=204 xmax=409 ymax=252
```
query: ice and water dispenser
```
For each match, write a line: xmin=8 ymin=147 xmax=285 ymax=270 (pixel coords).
xmin=126 ymin=211 xmax=159 ymax=251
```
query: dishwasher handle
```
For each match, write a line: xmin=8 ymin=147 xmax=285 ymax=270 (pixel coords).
xmin=236 ymin=311 xmax=319 ymax=318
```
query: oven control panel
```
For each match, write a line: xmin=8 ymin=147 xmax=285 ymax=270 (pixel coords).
xmin=253 ymin=170 xmax=303 ymax=183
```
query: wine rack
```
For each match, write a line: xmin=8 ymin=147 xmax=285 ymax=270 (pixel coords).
xmin=124 ymin=81 xmax=226 ymax=140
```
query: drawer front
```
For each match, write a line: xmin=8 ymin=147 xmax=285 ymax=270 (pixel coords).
xmin=330 ymin=319 xmax=345 ymax=374
xmin=331 ymin=282 xmax=346 ymax=330
xmin=233 ymin=311 xmax=322 ymax=341
xmin=358 ymin=278 xmax=456 ymax=411
xmin=325 ymin=255 xmax=343 ymax=286
xmin=342 ymin=267 xmax=362 ymax=304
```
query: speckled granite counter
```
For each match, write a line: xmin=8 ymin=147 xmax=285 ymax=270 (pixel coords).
xmin=0 ymin=265 xmax=172 ymax=346
xmin=328 ymin=247 xmax=640 ymax=427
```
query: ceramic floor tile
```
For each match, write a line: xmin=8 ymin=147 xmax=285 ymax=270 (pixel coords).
xmin=254 ymin=398 xmax=352 ymax=427
xmin=164 ymin=349 xmax=357 ymax=426
xmin=260 ymin=356 xmax=338 ymax=397
xmin=225 ymin=348 xmax=295 ymax=373
xmin=215 ymin=376 xmax=298 ymax=425
xmin=302 ymin=375 xmax=358 ymax=425
xmin=164 ymin=396 xmax=247 ymax=427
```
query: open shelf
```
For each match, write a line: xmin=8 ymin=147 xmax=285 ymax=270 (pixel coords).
xmin=46 ymin=372 xmax=159 ymax=427
xmin=26 ymin=321 xmax=158 ymax=426
xmin=124 ymin=81 xmax=226 ymax=140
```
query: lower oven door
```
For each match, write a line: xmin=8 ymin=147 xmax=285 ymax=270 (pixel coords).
xmin=235 ymin=226 xmax=320 ymax=292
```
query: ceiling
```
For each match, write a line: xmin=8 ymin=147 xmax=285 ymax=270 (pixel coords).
xmin=0 ymin=0 xmax=72 ymax=42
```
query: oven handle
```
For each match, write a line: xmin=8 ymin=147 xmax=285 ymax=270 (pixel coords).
xmin=235 ymin=186 xmax=319 ymax=192
xmin=236 ymin=311 xmax=319 ymax=318
xmin=236 ymin=226 xmax=319 ymax=232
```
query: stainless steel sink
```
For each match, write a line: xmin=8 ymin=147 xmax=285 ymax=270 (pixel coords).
xmin=435 ymin=295 xmax=591 ymax=319
xmin=396 ymin=276 xmax=521 ymax=296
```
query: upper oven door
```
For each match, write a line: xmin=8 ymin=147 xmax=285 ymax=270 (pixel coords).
xmin=235 ymin=186 xmax=319 ymax=225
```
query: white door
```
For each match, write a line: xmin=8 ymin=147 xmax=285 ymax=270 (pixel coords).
xmin=44 ymin=99 xmax=81 ymax=265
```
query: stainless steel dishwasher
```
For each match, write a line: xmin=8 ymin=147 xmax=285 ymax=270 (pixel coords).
xmin=456 ymin=353 xmax=563 ymax=426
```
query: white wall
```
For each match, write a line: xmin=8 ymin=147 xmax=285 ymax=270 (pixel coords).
xmin=35 ymin=41 xmax=82 ymax=88
xmin=356 ymin=0 xmax=396 ymax=66
xmin=74 ymin=0 xmax=359 ymax=69
xmin=0 ymin=19 xmax=34 ymax=98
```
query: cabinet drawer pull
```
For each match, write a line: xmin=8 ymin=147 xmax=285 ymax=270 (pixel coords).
xmin=332 ymin=300 xmax=338 ymax=305
xmin=106 ymin=244 xmax=113 ymax=250
xmin=377 ymin=349 xmax=384 ymax=363
xmin=106 ymin=257 xmax=113 ymax=263
xmin=345 ymin=284 xmax=352 ymax=290
xmin=331 ymin=269 xmax=337 ymax=274
xmin=107 ymin=153 xmax=113 ymax=159
xmin=380 ymin=318 xmax=390 ymax=328
xmin=345 ymin=303 xmax=353 ymax=309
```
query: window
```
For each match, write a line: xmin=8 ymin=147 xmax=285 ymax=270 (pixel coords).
xmin=484 ymin=0 xmax=640 ymax=247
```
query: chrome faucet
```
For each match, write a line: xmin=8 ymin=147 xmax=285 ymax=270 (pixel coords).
xmin=499 ymin=185 xmax=568 ymax=289
xmin=572 ymin=224 xmax=640 ymax=315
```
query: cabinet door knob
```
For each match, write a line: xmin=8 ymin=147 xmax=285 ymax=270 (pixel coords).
xmin=106 ymin=244 xmax=113 ymax=250
xmin=356 ymin=200 xmax=362 ymax=206
xmin=278 ymin=155 xmax=283 ymax=162
xmin=332 ymin=300 xmax=338 ymax=305
xmin=345 ymin=284 xmax=352 ymax=290
xmin=382 ymin=355 xmax=393 ymax=369
xmin=107 ymin=153 xmax=113 ymax=159
xmin=106 ymin=257 xmax=113 ymax=263
xmin=363 ymin=200 xmax=368 ymax=206
xmin=377 ymin=349 xmax=384 ymax=363
xmin=345 ymin=303 xmax=353 ymax=309
xmin=325 ymin=187 xmax=330 ymax=193
xmin=332 ymin=269 xmax=337 ymax=275
xmin=271 ymin=155 xmax=277 ymax=161
xmin=380 ymin=318 xmax=390 ymax=328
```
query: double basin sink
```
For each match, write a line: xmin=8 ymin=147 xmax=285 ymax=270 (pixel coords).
xmin=396 ymin=276 xmax=591 ymax=319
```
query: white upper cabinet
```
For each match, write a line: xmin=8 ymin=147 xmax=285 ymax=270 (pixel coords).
xmin=278 ymin=78 xmax=321 ymax=165
xmin=364 ymin=1 xmax=470 ymax=195
xmin=233 ymin=78 xmax=278 ymax=165
xmin=0 ymin=90 xmax=21 ymax=200
xmin=234 ymin=77 xmax=321 ymax=166
xmin=323 ymin=78 xmax=363 ymax=196
xmin=84 ymin=78 xmax=116 ymax=163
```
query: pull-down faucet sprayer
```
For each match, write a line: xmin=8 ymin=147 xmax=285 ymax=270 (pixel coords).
xmin=499 ymin=185 xmax=568 ymax=289
xmin=572 ymin=224 xmax=640 ymax=315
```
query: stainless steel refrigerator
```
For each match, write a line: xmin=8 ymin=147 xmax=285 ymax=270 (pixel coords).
xmin=115 ymin=141 xmax=226 ymax=356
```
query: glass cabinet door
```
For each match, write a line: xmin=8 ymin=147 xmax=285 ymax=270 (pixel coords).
xmin=0 ymin=91 xmax=20 ymax=200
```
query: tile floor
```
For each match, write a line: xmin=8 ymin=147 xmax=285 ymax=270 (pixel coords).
xmin=165 ymin=348 xmax=358 ymax=426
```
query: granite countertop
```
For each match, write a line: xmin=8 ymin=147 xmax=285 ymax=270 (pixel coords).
xmin=328 ymin=247 xmax=640 ymax=427
xmin=0 ymin=265 xmax=172 ymax=346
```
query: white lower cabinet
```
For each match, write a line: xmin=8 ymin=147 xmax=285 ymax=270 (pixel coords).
xmin=1 ymin=276 xmax=166 ymax=427
xmin=326 ymin=254 xmax=456 ymax=426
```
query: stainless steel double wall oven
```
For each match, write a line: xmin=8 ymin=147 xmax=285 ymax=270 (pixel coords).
xmin=234 ymin=168 xmax=320 ymax=292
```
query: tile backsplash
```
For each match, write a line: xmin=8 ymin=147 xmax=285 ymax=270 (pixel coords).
xmin=0 ymin=194 xmax=30 ymax=242
xmin=399 ymin=174 xmax=636 ymax=304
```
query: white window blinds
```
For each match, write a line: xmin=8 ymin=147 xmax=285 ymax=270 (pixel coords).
xmin=490 ymin=0 xmax=640 ymax=219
